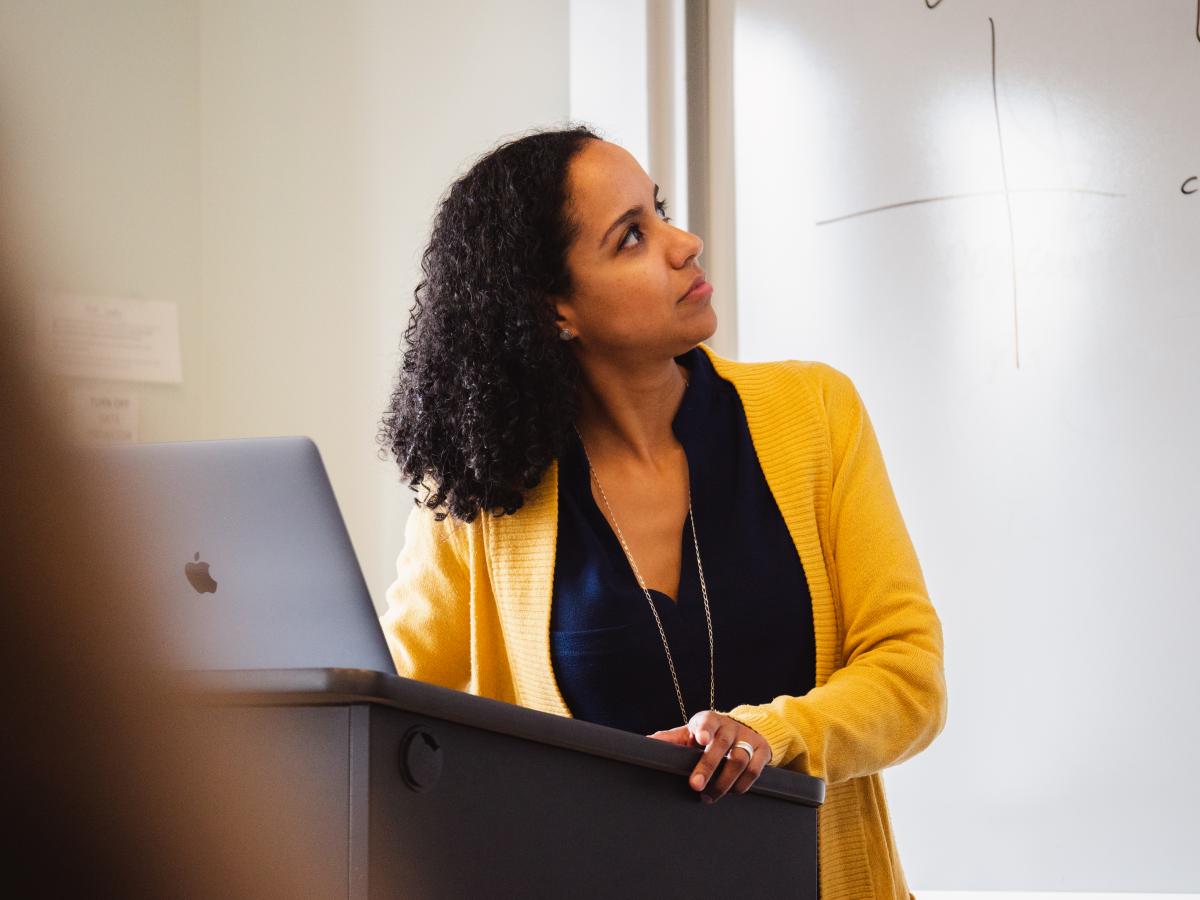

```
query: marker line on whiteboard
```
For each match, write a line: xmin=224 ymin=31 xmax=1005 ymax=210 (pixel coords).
xmin=814 ymin=187 xmax=1122 ymax=226
xmin=1196 ymin=0 xmax=1199 ymax=42
xmin=989 ymin=16 xmax=1021 ymax=369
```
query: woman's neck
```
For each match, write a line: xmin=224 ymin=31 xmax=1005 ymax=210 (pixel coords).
xmin=574 ymin=355 xmax=689 ymax=467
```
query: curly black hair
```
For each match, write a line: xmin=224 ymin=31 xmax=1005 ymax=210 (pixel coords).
xmin=379 ymin=124 xmax=602 ymax=522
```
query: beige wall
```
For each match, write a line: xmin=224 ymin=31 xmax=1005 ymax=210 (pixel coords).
xmin=0 ymin=0 xmax=204 ymax=435
xmin=0 ymin=0 xmax=570 ymax=607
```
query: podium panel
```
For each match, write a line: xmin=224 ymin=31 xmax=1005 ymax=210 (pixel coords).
xmin=193 ymin=669 xmax=824 ymax=899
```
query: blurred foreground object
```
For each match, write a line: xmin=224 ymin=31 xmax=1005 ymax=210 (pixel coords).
xmin=0 ymin=251 xmax=319 ymax=898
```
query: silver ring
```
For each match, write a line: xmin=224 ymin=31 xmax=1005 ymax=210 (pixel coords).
xmin=728 ymin=740 xmax=755 ymax=761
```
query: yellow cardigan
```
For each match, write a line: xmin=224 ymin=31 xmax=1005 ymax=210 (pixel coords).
xmin=381 ymin=343 xmax=947 ymax=899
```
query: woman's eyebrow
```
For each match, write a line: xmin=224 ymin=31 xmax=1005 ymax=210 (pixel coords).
xmin=599 ymin=183 xmax=660 ymax=248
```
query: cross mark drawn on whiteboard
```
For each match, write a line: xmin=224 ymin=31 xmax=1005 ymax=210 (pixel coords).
xmin=816 ymin=16 xmax=1125 ymax=370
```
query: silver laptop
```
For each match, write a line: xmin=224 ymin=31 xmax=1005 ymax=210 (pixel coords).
xmin=94 ymin=436 xmax=396 ymax=673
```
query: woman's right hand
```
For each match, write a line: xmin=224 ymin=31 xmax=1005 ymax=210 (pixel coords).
xmin=647 ymin=711 xmax=771 ymax=803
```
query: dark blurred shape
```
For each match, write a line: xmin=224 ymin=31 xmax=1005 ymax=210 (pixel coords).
xmin=0 ymin=215 xmax=315 ymax=897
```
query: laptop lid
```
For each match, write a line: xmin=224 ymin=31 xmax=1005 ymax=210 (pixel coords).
xmin=94 ymin=436 xmax=396 ymax=674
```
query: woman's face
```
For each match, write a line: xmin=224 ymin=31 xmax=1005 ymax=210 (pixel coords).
xmin=554 ymin=140 xmax=717 ymax=362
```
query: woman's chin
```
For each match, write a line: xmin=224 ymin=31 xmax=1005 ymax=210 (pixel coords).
xmin=685 ymin=305 xmax=718 ymax=345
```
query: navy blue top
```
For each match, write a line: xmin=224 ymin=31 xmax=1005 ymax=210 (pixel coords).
xmin=550 ymin=347 xmax=816 ymax=735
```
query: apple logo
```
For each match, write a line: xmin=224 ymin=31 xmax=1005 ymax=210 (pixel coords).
xmin=184 ymin=552 xmax=218 ymax=594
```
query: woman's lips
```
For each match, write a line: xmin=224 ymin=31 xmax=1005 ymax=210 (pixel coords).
xmin=679 ymin=277 xmax=713 ymax=302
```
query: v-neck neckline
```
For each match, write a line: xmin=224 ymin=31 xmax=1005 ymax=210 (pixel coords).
xmin=570 ymin=427 xmax=693 ymax=609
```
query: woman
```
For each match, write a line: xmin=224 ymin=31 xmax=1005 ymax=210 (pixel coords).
xmin=379 ymin=125 xmax=946 ymax=898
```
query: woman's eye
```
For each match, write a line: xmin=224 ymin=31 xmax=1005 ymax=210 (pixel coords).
xmin=618 ymin=224 xmax=643 ymax=250
xmin=617 ymin=200 xmax=672 ymax=251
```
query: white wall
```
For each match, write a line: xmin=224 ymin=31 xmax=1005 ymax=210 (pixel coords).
xmin=734 ymin=0 xmax=1200 ymax=891
xmin=569 ymin=0 xmax=649 ymax=168
xmin=0 ymin=0 xmax=570 ymax=608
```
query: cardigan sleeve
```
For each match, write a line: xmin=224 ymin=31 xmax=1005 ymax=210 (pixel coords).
xmin=722 ymin=367 xmax=947 ymax=785
xmin=379 ymin=502 xmax=473 ymax=692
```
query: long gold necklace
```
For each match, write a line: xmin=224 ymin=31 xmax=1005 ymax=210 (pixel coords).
xmin=572 ymin=374 xmax=715 ymax=726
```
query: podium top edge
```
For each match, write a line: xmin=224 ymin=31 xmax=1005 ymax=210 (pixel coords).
xmin=181 ymin=666 xmax=825 ymax=808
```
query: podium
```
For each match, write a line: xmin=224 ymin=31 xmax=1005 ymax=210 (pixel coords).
xmin=191 ymin=669 xmax=824 ymax=899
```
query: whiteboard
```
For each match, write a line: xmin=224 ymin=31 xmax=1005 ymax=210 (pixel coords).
xmin=732 ymin=0 xmax=1199 ymax=891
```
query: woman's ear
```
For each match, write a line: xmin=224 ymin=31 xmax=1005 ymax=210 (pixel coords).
xmin=551 ymin=297 xmax=579 ymax=343
xmin=551 ymin=296 xmax=574 ymax=330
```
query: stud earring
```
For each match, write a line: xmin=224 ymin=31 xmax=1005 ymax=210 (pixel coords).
xmin=558 ymin=328 xmax=574 ymax=341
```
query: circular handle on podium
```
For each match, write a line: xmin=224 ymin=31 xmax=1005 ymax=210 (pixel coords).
xmin=400 ymin=726 xmax=443 ymax=792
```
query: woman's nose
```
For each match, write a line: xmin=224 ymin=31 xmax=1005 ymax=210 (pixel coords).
xmin=672 ymin=226 xmax=703 ymax=267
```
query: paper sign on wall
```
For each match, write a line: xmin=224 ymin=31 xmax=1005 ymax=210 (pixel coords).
xmin=68 ymin=389 xmax=139 ymax=445
xmin=38 ymin=293 xmax=183 ymax=384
